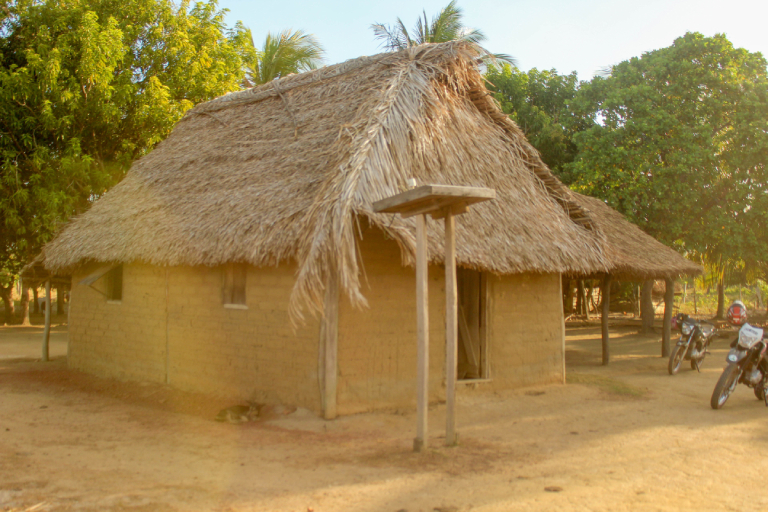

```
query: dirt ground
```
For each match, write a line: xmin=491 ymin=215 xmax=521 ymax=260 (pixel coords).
xmin=2 ymin=320 xmax=768 ymax=512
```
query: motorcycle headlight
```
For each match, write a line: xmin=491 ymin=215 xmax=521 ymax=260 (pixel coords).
xmin=682 ymin=323 xmax=693 ymax=335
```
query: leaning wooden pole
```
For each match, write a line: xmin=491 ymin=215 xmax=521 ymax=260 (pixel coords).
xmin=320 ymin=268 xmax=339 ymax=420
xmin=444 ymin=211 xmax=458 ymax=447
xmin=662 ymin=278 xmax=674 ymax=358
xmin=42 ymin=279 xmax=51 ymax=362
xmin=414 ymin=213 xmax=429 ymax=452
xmin=601 ymin=274 xmax=611 ymax=366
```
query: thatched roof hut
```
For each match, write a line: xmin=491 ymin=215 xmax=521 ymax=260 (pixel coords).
xmin=568 ymin=191 xmax=702 ymax=280
xmin=41 ymin=42 xmax=610 ymax=318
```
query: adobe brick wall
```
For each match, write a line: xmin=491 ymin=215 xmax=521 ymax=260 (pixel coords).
xmin=68 ymin=234 xmax=564 ymax=417
xmin=166 ymin=264 xmax=320 ymax=410
xmin=483 ymin=272 xmax=565 ymax=389
xmin=337 ymin=225 xmax=447 ymax=415
xmin=69 ymin=263 xmax=322 ymax=412
xmin=336 ymin=225 xmax=565 ymax=414
xmin=69 ymin=263 xmax=168 ymax=383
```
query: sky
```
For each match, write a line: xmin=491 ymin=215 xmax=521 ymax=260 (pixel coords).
xmin=218 ymin=0 xmax=768 ymax=80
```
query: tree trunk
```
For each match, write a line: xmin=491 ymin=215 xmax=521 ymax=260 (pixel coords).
xmin=633 ymin=284 xmax=641 ymax=316
xmin=19 ymin=280 xmax=30 ymax=326
xmin=0 ymin=278 xmax=15 ymax=325
xmin=32 ymin=287 xmax=39 ymax=314
xmin=601 ymin=274 xmax=611 ymax=365
xmin=56 ymin=285 xmax=63 ymax=315
xmin=716 ymin=277 xmax=725 ymax=319
xmin=693 ymin=282 xmax=698 ymax=315
xmin=576 ymin=280 xmax=585 ymax=316
xmin=563 ymin=277 xmax=574 ymax=315
xmin=662 ymin=278 xmax=674 ymax=358
xmin=640 ymin=280 xmax=655 ymax=334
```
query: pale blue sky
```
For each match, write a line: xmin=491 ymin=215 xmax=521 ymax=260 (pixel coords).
xmin=218 ymin=0 xmax=768 ymax=80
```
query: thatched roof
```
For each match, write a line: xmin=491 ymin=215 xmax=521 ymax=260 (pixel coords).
xmin=42 ymin=42 xmax=610 ymax=318
xmin=568 ymin=191 xmax=702 ymax=280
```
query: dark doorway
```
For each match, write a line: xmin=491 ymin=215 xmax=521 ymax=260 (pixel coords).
xmin=457 ymin=268 xmax=487 ymax=380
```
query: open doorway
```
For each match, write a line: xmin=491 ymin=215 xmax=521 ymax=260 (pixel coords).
xmin=457 ymin=268 xmax=488 ymax=380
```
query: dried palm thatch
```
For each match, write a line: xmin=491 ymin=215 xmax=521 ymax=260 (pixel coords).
xmin=568 ymin=191 xmax=702 ymax=280
xmin=42 ymin=42 xmax=610 ymax=320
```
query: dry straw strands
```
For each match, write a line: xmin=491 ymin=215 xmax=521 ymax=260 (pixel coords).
xmin=42 ymin=42 xmax=686 ymax=320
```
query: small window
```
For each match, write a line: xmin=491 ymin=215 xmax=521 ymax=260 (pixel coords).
xmin=106 ymin=265 xmax=123 ymax=302
xmin=223 ymin=263 xmax=247 ymax=306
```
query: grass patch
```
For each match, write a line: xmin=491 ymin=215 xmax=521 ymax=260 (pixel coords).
xmin=567 ymin=372 xmax=647 ymax=398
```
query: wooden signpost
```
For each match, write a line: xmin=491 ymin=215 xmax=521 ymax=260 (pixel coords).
xmin=373 ymin=183 xmax=495 ymax=451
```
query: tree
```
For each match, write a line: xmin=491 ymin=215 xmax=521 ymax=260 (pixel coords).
xmin=242 ymin=28 xmax=324 ymax=87
xmin=0 ymin=0 xmax=252 ymax=304
xmin=485 ymin=64 xmax=581 ymax=182
xmin=567 ymin=33 xmax=768 ymax=285
xmin=371 ymin=1 xmax=513 ymax=65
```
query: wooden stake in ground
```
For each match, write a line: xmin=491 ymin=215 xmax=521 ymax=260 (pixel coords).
xmin=320 ymin=268 xmax=339 ymax=420
xmin=373 ymin=184 xmax=495 ymax=452
xmin=662 ymin=278 xmax=674 ymax=358
xmin=601 ymin=274 xmax=611 ymax=365
xmin=42 ymin=279 xmax=51 ymax=362
xmin=444 ymin=211 xmax=458 ymax=446
xmin=414 ymin=213 xmax=429 ymax=451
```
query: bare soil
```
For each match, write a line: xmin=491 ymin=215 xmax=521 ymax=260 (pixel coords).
xmin=2 ymin=321 xmax=768 ymax=512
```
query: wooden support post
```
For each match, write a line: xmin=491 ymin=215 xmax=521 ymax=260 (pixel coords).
xmin=414 ymin=214 xmax=429 ymax=452
xmin=444 ymin=212 xmax=458 ymax=447
xmin=320 ymin=268 xmax=339 ymax=420
xmin=42 ymin=280 xmax=51 ymax=362
xmin=662 ymin=278 xmax=674 ymax=358
xmin=601 ymin=274 xmax=611 ymax=366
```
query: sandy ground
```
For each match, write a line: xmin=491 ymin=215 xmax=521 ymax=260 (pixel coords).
xmin=2 ymin=321 xmax=768 ymax=512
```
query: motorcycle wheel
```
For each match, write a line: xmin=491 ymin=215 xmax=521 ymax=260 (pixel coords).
xmin=711 ymin=363 xmax=741 ymax=410
xmin=754 ymin=386 xmax=766 ymax=401
xmin=668 ymin=345 xmax=685 ymax=375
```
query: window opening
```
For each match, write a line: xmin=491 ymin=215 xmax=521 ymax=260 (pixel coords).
xmin=106 ymin=265 xmax=123 ymax=302
xmin=223 ymin=263 xmax=247 ymax=306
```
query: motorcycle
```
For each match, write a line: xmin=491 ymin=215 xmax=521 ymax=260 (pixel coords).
xmin=710 ymin=323 xmax=768 ymax=409
xmin=667 ymin=314 xmax=717 ymax=375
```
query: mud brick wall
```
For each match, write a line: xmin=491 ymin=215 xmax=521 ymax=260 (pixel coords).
xmin=69 ymin=263 xmax=168 ymax=382
xmin=69 ymin=263 xmax=322 ymax=412
xmin=337 ymin=225 xmax=447 ymax=415
xmin=485 ymin=272 xmax=565 ymax=388
xmin=166 ymin=264 xmax=321 ymax=411
xmin=68 ymin=235 xmax=564 ymax=417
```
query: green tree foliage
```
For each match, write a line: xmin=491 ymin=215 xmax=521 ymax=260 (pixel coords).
xmin=371 ymin=0 xmax=513 ymax=65
xmin=242 ymin=28 xmax=324 ymax=87
xmin=485 ymin=63 xmax=580 ymax=182
xmin=567 ymin=33 xmax=768 ymax=267
xmin=0 ymin=0 xmax=252 ymax=271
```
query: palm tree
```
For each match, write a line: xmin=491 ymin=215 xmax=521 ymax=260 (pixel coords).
xmin=371 ymin=1 xmax=514 ymax=65
xmin=243 ymin=29 xmax=325 ymax=87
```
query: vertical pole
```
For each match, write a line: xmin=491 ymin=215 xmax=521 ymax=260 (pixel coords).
xmin=663 ymin=278 xmax=674 ymax=358
xmin=321 ymin=267 xmax=339 ymax=420
xmin=601 ymin=274 xmax=611 ymax=365
xmin=414 ymin=213 xmax=429 ymax=452
xmin=444 ymin=211 xmax=458 ymax=447
xmin=42 ymin=280 xmax=51 ymax=362
xmin=165 ymin=268 xmax=170 ymax=384
xmin=559 ymin=273 xmax=566 ymax=383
